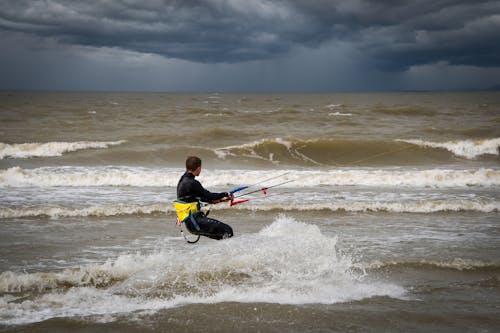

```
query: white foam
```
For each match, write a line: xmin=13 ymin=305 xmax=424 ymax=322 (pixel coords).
xmin=0 ymin=216 xmax=406 ymax=325
xmin=0 ymin=204 xmax=166 ymax=218
xmin=399 ymin=138 xmax=500 ymax=159
xmin=0 ymin=166 xmax=179 ymax=187
xmin=235 ymin=200 xmax=500 ymax=213
xmin=1 ymin=166 xmax=499 ymax=188
xmin=0 ymin=141 xmax=126 ymax=159
xmin=1 ymin=198 xmax=498 ymax=219
xmin=329 ymin=111 xmax=352 ymax=116
xmin=0 ymin=287 xmax=161 ymax=325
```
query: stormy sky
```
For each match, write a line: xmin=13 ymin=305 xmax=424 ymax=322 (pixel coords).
xmin=1 ymin=0 xmax=500 ymax=92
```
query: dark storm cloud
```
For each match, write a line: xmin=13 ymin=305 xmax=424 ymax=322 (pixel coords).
xmin=0 ymin=0 xmax=499 ymax=69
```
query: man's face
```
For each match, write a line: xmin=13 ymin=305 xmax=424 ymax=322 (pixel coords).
xmin=194 ymin=166 xmax=202 ymax=176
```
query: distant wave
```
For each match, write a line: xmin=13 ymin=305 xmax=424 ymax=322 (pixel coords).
xmin=1 ymin=199 xmax=497 ymax=218
xmin=371 ymin=105 xmax=436 ymax=116
xmin=399 ymin=138 xmax=500 ymax=159
xmin=214 ymin=137 xmax=418 ymax=166
xmin=328 ymin=111 xmax=352 ymax=116
xmin=325 ymin=103 xmax=343 ymax=109
xmin=213 ymin=137 xmax=499 ymax=166
xmin=199 ymin=127 xmax=250 ymax=138
xmin=0 ymin=141 xmax=126 ymax=159
xmin=1 ymin=167 xmax=499 ymax=188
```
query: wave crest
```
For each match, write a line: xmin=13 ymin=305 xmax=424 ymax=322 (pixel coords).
xmin=399 ymin=138 xmax=500 ymax=159
xmin=0 ymin=141 xmax=126 ymax=159
xmin=1 ymin=167 xmax=498 ymax=188
xmin=214 ymin=137 xmax=500 ymax=166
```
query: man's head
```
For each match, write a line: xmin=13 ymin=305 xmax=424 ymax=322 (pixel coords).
xmin=186 ymin=156 xmax=202 ymax=176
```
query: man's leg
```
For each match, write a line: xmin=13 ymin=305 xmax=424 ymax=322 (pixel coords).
xmin=194 ymin=213 xmax=233 ymax=240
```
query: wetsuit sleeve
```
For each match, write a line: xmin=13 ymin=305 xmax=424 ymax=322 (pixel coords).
xmin=192 ymin=179 xmax=227 ymax=203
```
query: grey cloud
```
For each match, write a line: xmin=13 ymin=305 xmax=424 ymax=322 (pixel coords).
xmin=356 ymin=1 xmax=500 ymax=70
xmin=0 ymin=0 xmax=499 ymax=69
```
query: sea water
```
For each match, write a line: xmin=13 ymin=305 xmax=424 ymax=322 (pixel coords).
xmin=0 ymin=92 xmax=499 ymax=332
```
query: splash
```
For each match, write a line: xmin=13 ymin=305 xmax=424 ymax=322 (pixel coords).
xmin=0 ymin=216 xmax=405 ymax=325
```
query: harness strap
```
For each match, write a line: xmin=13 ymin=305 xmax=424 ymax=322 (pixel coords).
xmin=179 ymin=223 xmax=201 ymax=244
xmin=189 ymin=213 xmax=201 ymax=232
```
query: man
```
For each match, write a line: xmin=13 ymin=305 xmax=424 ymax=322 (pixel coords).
xmin=176 ymin=156 xmax=234 ymax=240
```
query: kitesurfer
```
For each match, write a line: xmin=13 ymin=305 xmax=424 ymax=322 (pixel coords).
xmin=176 ymin=156 xmax=234 ymax=240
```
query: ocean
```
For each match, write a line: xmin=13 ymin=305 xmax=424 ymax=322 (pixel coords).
xmin=0 ymin=91 xmax=499 ymax=332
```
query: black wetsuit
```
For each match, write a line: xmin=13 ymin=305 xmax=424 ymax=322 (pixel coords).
xmin=177 ymin=172 xmax=233 ymax=240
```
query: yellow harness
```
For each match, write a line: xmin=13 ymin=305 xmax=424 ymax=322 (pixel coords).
xmin=173 ymin=200 xmax=201 ymax=244
xmin=173 ymin=200 xmax=200 ymax=223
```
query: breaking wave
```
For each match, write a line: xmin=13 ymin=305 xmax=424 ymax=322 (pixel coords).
xmin=1 ymin=199 xmax=498 ymax=219
xmin=1 ymin=166 xmax=498 ymax=188
xmin=0 ymin=166 xmax=179 ymax=187
xmin=213 ymin=137 xmax=499 ymax=166
xmin=238 ymin=200 xmax=500 ymax=214
xmin=399 ymin=138 xmax=500 ymax=159
xmin=0 ymin=141 xmax=126 ymax=159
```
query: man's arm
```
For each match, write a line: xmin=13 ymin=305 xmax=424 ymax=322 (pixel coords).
xmin=193 ymin=179 xmax=228 ymax=203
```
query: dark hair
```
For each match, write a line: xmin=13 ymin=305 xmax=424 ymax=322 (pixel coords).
xmin=185 ymin=156 xmax=202 ymax=171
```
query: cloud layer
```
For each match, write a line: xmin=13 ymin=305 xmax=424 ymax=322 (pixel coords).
xmin=1 ymin=0 xmax=499 ymax=69
xmin=1 ymin=1 xmax=500 ymax=91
